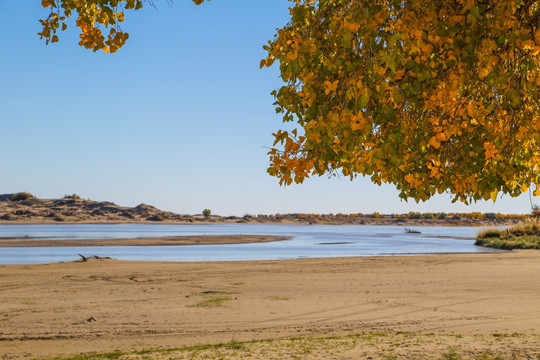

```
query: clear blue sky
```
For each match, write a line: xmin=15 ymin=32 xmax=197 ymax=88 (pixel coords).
xmin=0 ymin=1 xmax=534 ymax=215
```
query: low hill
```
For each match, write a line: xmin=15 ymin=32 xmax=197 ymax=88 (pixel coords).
xmin=0 ymin=193 xmax=192 ymax=223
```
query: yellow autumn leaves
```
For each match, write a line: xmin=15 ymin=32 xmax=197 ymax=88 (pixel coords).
xmin=263 ymin=0 xmax=540 ymax=204
xmin=39 ymin=0 xmax=208 ymax=53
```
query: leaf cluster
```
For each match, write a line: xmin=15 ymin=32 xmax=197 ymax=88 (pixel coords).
xmin=38 ymin=0 xmax=208 ymax=53
xmin=263 ymin=0 xmax=540 ymax=203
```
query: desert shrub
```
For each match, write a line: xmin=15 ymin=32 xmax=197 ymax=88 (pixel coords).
xmin=437 ymin=212 xmax=448 ymax=219
xmin=147 ymin=214 xmax=166 ymax=221
xmin=532 ymin=205 xmax=540 ymax=218
xmin=407 ymin=212 xmax=422 ymax=219
xmin=484 ymin=213 xmax=498 ymax=220
xmin=477 ymin=229 xmax=502 ymax=239
xmin=63 ymin=194 xmax=81 ymax=200
xmin=10 ymin=192 xmax=34 ymax=201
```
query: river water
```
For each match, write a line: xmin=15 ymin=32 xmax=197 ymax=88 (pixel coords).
xmin=0 ymin=224 xmax=501 ymax=265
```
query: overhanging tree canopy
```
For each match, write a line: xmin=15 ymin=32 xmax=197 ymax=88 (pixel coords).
xmin=263 ymin=0 xmax=540 ymax=204
xmin=40 ymin=0 xmax=540 ymax=204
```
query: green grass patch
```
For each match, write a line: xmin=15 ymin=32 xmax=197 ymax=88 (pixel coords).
xmin=476 ymin=224 xmax=540 ymax=249
xmin=189 ymin=296 xmax=232 ymax=308
xmin=45 ymin=340 xmax=245 ymax=360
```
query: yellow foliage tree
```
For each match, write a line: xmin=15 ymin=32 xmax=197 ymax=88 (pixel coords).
xmin=40 ymin=0 xmax=540 ymax=204
xmin=262 ymin=0 xmax=540 ymax=204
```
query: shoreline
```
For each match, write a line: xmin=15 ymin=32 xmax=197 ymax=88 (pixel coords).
xmin=0 ymin=219 xmax=511 ymax=226
xmin=1 ymin=251 xmax=538 ymax=359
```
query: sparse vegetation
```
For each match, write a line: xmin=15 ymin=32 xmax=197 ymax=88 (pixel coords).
xmin=146 ymin=214 xmax=166 ymax=222
xmin=189 ymin=296 xmax=233 ymax=308
xmin=476 ymin=223 xmax=540 ymax=249
xmin=64 ymin=194 xmax=81 ymax=200
xmin=45 ymin=333 xmax=540 ymax=359
xmin=186 ymin=290 xmax=237 ymax=308
xmin=438 ymin=348 xmax=461 ymax=360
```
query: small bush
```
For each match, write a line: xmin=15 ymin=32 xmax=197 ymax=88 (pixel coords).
xmin=147 ymin=214 xmax=166 ymax=222
xmin=63 ymin=194 xmax=81 ymax=200
xmin=10 ymin=192 xmax=34 ymax=201
xmin=477 ymin=229 xmax=502 ymax=239
xmin=484 ymin=212 xmax=498 ymax=220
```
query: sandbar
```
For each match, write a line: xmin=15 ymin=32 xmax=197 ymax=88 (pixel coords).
xmin=0 ymin=235 xmax=290 ymax=247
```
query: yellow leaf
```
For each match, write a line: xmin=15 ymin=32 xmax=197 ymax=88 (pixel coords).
xmin=483 ymin=142 xmax=497 ymax=159
xmin=394 ymin=69 xmax=405 ymax=80
xmin=374 ymin=66 xmax=386 ymax=76
xmin=428 ymin=136 xmax=441 ymax=149
xmin=287 ymin=52 xmax=298 ymax=61
xmin=487 ymin=55 xmax=498 ymax=68
xmin=404 ymin=174 xmax=414 ymax=184
xmin=324 ymin=80 xmax=339 ymax=95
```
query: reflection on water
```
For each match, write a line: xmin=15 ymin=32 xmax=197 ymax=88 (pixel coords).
xmin=0 ymin=224 xmax=501 ymax=265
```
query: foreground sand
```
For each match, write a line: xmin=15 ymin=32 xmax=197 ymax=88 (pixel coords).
xmin=0 ymin=251 xmax=539 ymax=359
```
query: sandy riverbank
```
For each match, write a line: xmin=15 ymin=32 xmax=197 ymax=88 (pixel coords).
xmin=0 ymin=251 xmax=539 ymax=359
xmin=0 ymin=235 xmax=290 ymax=247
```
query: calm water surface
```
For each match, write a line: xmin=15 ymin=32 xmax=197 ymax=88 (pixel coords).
xmin=0 ymin=224 xmax=500 ymax=264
